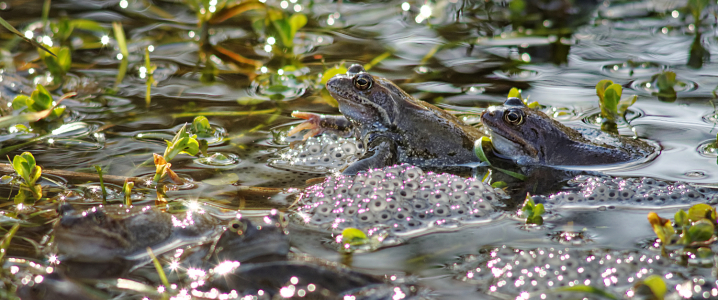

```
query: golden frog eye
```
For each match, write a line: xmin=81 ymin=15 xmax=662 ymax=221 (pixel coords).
xmin=353 ymin=74 xmax=372 ymax=90
xmin=228 ymin=219 xmax=247 ymax=235
xmin=503 ymin=109 xmax=524 ymax=125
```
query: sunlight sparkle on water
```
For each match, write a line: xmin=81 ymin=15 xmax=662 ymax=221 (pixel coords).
xmin=119 ymin=0 xmax=128 ymax=8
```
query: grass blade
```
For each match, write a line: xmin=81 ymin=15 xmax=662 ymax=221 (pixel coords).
xmin=0 ymin=16 xmax=55 ymax=57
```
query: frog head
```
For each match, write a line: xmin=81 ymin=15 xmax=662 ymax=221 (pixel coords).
xmin=326 ymin=65 xmax=418 ymax=130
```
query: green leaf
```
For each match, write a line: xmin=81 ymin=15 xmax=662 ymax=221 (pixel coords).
xmin=70 ymin=19 xmax=106 ymax=33
xmin=490 ymin=181 xmax=507 ymax=188
xmin=688 ymin=203 xmax=717 ymax=222
xmin=112 ymin=22 xmax=128 ymax=58
xmin=0 ymin=16 xmax=55 ymax=57
xmin=31 ymin=84 xmax=53 ymax=111
xmin=321 ymin=66 xmax=348 ymax=85
xmin=647 ymin=212 xmax=675 ymax=245
xmin=507 ymin=87 xmax=522 ymax=100
xmin=11 ymin=95 xmax=32 ymax=110
xmin=288 ymin=13 xmax=307 ymax=40
xmin=552 ymin=285 xmax=618 ymax=300
xmin=341 ymin=227 xmax=369 ymax=245
xmin=191 ymin=116 xmax=212 ymax=136
xmin=595 ymin=79 xmax=613 ymax=101
xmin=617 ymin=95 xmax=637 ymax=115
xmin=473 ymin=136 xmax=492 ymax=165
xmin=656 ymin=71 xmax=677 ymax=91
xmin=687 ymin=219 xmax=714 ymax=242
xmin=641 ymin=275 xmax=667 ymax=300
xmin=57 ymin=47 xmax=72 ymax=73
xmin=674 ymin=209 xmax=689 ymax=227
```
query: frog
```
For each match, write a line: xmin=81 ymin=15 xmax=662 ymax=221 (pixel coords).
xmin=288 ymin=64 xmax=485 ymax=175
xmin=53 ymin=204 xmax=220 ymax=263
xmin=481 ymin=97 xmax=657 ymax=166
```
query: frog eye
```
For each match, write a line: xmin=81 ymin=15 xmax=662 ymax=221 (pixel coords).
xmin=503 ymin=110 xmax=524 ymax=125
xmin=353 ymin=74 xmax=372 ymax=90
xmin=228 ymin=219 xmax=247 ymax=235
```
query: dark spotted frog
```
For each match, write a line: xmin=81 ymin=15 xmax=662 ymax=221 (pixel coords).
xmin=481 ymin=97 xmax=657 ymax=166
xmin=54 ymin=204 xmax=220 ymax=263
xmin=289 ymin=64 xmax=485 ymax=174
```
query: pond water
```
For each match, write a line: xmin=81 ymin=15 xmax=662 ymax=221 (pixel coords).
xmin=0 ymin=0 xmax=718 ymax=299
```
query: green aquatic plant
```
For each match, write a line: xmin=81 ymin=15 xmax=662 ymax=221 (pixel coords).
xmin=147 ymin=247 xmax=171 ymax=300
xmin=49 ymin=18 xmax=107 ymax=48
xmin=190 ymin=116 xmax=213 ymax=137
xmin=632 ymin=275 xmax=667 ymax=300
xmin=340 ymin=227 xmax=369 ymax=247
xmin=11 ymin=152 xmax=42 ymax=203
xmin=112 ymin=22 xmax=129 ymax=90
xmin=595 ymin=79 xmax=637 ymax=132
xmin=507 ymin=87 xmax=538 ymax=109
xmin=520 ymin=194 xmax=544 ymax=225
xmin=94 ymin=165 xmax=107 ymax=205
xmin=0 ymin=16 xmax=55 ymax=57
xmin=123 ymin=178 xmax=134 ymax=206
xmin=11 ymin=84 xmax=65 ymax=122
xmin=39 ymin=46 xmax=71 ymax=82
xmin=473 ymin=136 xmax=526 ymax=180
xmin=651 ymin=71 xmax=680 ymax=102
xmin=152 ymin=124 xmax=199 ymax=183
xmin=143 ymin=47 xmax=157 ymax=107
xmin=648 ymin=204 xmax=718 ymax=253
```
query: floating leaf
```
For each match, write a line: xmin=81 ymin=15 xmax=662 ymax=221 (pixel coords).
xmin=647 ymin=212 xmax=675 ymax=245
xmin=552 ymin=285 xmax=618 ymax=300
xmin=688 ymin=203 xmax=717 ymax=223
xmin=687 ymin=219 xmax=714 ymax=242
xmin=639 ymin=275 xmax=667 ymax=300
xmin=341 ymin=227 xmax=369 ymax=246
xmin=674 ymin=209 xmax=689 ymax=227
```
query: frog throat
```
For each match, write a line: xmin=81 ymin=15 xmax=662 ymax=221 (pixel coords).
xmin=488 ymin=126 xmax=539 ymax=160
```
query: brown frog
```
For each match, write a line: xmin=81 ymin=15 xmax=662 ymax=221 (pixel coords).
xmin=288 ymin=65 xmax=485 ymax=174
xmin=53 ymin=204 xmax=220 ymax=263
xmin=481 ymin=97 xmax=657 ymax=166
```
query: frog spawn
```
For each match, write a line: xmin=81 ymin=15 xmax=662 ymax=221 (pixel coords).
xmin=448 ymin=247 xmax=695 ymax=299
xmin=533 ymin=175 xmax=714 ymax=209
xmin=293 ymin=164 xmax=508 ymax=240
xmin=270 ymin=134 xmax=364 ymax=173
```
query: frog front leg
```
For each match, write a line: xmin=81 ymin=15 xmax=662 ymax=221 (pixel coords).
xmin=342 ymin=135 xmax=397 ymax=175
xmin=286 ymin=112 xmax=354 ymax=140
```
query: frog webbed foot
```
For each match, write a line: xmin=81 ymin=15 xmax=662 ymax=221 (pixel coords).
xmin=342 ymin=138 xmax=396 ymax=175
xmin=287 ymin=112 xmax=354 ymax=140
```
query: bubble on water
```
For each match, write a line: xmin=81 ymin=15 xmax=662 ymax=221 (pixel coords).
xmin=292 ymin=164 xmax=508 ymax=242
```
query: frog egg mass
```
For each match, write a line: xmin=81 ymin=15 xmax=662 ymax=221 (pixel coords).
xmin=270 ymin=134 xmax=364 ymax=173
xmin=448 ymin=247 xmax=712 ymax=299
xmin=293 ymin=164 xmax=508 ymax=238
xmin=535 ymin=175 xmax=712 ymax=209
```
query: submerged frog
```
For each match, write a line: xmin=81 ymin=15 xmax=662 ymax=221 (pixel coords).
xmin=481 ymin=97 xmax=656 ymax=166
xmin=289 ymin=64 xmax=485 ymax=174
xmin=54 ymin=204 xmax=220 ymax=263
